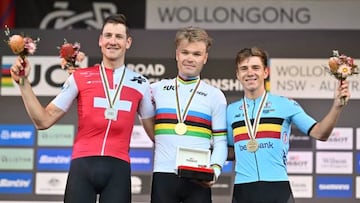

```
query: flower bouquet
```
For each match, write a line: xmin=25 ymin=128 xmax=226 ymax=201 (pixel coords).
xmin=58 ymin=39 xmax=85 ymax=74
xmin=325 ymin=50 xmax=358 ymax=105
xmin=4 ymin=25 xmax=40 ymax=85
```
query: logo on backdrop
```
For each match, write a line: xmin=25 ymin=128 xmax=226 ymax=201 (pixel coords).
xmin=40 ymin=2 xmax=117 ymax=29
xmin=0 ymin=172 xmax=33 ymax=194
xmin=316 ymin=176 xmax=352 ymax=198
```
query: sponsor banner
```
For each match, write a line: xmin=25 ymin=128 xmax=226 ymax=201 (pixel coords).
xmin=212 ymin=175 xmax=232 ymax=195
xmin=357 ymin=128 xmax=360 ymax=150
xmin=316 ymin=176 xmax=352 ymax=198
xmin=316 ymin=152 xmax=352 ymax=174
xmin=35 ymin=172 xmax=68 ymax=195
xmin=15 ymin=0 xmax=146 ymax=29
xmin=0 ymin=148 xmax=33 ymax=170
xmin=146 ymin=0 xmax=360 ymax=30
xmin=221 ymin=161 xmax=233 ymax=173
xmin=37 ymin=124 xmax=75 ymax=147
xmin=131 ymin=174 xmax=151 ymax=195
xmin=0 ymin=172 xmax=33 ymax=194
xmin=356 ymin=153 xmax=360 ymax=174
xmin=289 ymin=175 xmax=313 ymax=198
xmin=36 ymin=148 xmax=72 ymax=171
xmin=270 ymin=58 xmax=360 ymax=99
xmin=129 ymin=149 xmax=153 ymax=172
xmin=287 ymin=151 xmax=313 ymax=174
xmin=126 ymin=58 xmax=242 ymax=97
xmin=2 ymin=57 xmax=241 ymax=96
xmin=357 ymin=176 xmax=360 ymax=199
xmin=316 ymin=127 xmax=353 ymax=150
xmin=289 ymin=127 xmax=312 ymax=149
xmin=130 ymin=125 xmax=154 ymax=148
xmin=0 ymin=124 xmax=35 ymax=146
xmin=1 ymin=56 xmax=88 ymax=96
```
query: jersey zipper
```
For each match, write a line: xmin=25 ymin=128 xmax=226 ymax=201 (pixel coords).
xmin=101 ymin=120 xmax=112 ymax=155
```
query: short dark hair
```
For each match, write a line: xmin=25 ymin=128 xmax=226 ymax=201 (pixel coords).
xmin=235 ymin=47 xmax=269 ymax=67
xmin=101 ymin=14 xmax=130 ymax=37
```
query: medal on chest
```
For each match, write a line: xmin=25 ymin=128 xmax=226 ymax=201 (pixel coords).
xmin=100 ymin=64 xmax=126 ymax=121
xmin=243 ymin=92 xmax=268 ymax=153
xmin=174 ymin=77 xmax=201 ymax=135
xmin=104 ymin=107 xmax=118 ymax=120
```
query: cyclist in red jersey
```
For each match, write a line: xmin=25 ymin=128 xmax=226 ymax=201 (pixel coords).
xmin=10 ymin=14 xmax=155 ymax=203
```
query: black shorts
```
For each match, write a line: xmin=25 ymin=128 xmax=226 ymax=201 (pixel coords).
xmin=64 ymin=156 xmax=131 ymax=203
xmin=233 ymin=181 xmax=295 ymax=203
xmin=151 ymin=172 xmax=212 ymax=203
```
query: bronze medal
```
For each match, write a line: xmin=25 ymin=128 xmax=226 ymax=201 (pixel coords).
xmin=246 ymin=139 xmax=259 ymax=152
xmin=175 ymin=122 xmax=187 ymax=135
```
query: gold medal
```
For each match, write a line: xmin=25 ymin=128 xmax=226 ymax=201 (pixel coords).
xmin=246 ymin=139 xmax=258 ymax=152
xmin=174 ymin=77 xmax=200 ymax=136
xmin=175 ymin=123 xmax=187 ymax=135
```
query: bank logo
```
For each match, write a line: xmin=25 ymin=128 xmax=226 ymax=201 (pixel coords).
xmin=36 ymin=148 xmax=72 ymax=171
xmin=0 ymin=124 xmax=35 ymax=146
xmin=316 ymin=176 xmax=352 ymax=198
xmin=0 ymin=172 xmax=33 ymax=194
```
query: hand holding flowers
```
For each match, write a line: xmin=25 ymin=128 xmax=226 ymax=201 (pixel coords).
xmin=325 ymin=50 xmax=358 ymax=106
xmin=58 ymin=39 xmax=85 ymax=74
xmin=4 ymin=25 xmax=40 ymax=85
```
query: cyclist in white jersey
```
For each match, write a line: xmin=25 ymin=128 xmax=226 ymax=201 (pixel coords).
xmin=150 ymin=26 xmax=228 ymax=203
xmin=227 ymin=47 xmax=351 ymax=203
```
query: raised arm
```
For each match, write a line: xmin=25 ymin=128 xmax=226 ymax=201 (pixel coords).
xmin=309 ymin=80 xmax=350 ymax=141
xmin=11 ymin=57 xmax=66 ymax=129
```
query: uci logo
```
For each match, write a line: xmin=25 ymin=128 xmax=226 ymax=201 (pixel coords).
xmin=1 ymin=56 xmax=88 ymax=96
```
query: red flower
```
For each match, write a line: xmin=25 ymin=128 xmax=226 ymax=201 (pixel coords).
xmin=60 ymin=43 xmax=77 ymax=61
xmin=58 ymin=39 xmax=85 ymax=70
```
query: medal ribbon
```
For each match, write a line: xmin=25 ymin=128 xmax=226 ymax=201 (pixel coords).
xmin=175 ymin=77 xmax=201 ymax=124
xmin=243 ymin=91 xmax=268 ymax=140
xmin=99 ymin=63 xmax=126 ymax=109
